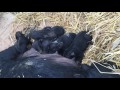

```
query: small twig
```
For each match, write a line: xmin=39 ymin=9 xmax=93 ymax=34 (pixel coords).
xmin=90 ymin=60 xmax=120 ymax=75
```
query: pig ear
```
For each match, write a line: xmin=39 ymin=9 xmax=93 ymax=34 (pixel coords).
xmin=84 ymin=34 xmax=92 ymax=41
xmin=15 ymin=31 xmax=22 ymax=40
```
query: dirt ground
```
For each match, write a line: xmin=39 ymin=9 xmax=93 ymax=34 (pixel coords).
xmin=0 ymin=12 xmax=25 ymax=51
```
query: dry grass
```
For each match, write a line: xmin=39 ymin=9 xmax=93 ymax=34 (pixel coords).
xmin=6 ymin=12 xmax=120 ymax=72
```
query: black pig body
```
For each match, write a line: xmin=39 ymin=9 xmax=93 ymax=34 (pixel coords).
xmin=0 ymin=48 xmax=85 ymax=78
xmin=0 ymin=48 xmax=120 ymax=78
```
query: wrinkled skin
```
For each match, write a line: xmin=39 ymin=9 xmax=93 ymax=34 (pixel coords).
xmin=63 ymin=31 xmax=93 ymax=63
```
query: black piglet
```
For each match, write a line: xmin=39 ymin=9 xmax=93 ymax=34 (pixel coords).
xmin=49 ymin=33 xmax=76 ymax=55
xmin=63 ymin=31 xmax=93 ymax=64
xmin=29 ymin=26 xmax=65 ymax=41
xmin=0 ymin=31 xmax=30 ymax=61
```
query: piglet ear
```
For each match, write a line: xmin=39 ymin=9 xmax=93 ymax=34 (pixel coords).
xmin=15 ymin=31 xmax=22 ymax=40
xmin=84 ymin=34 xmax=92 ymax=41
